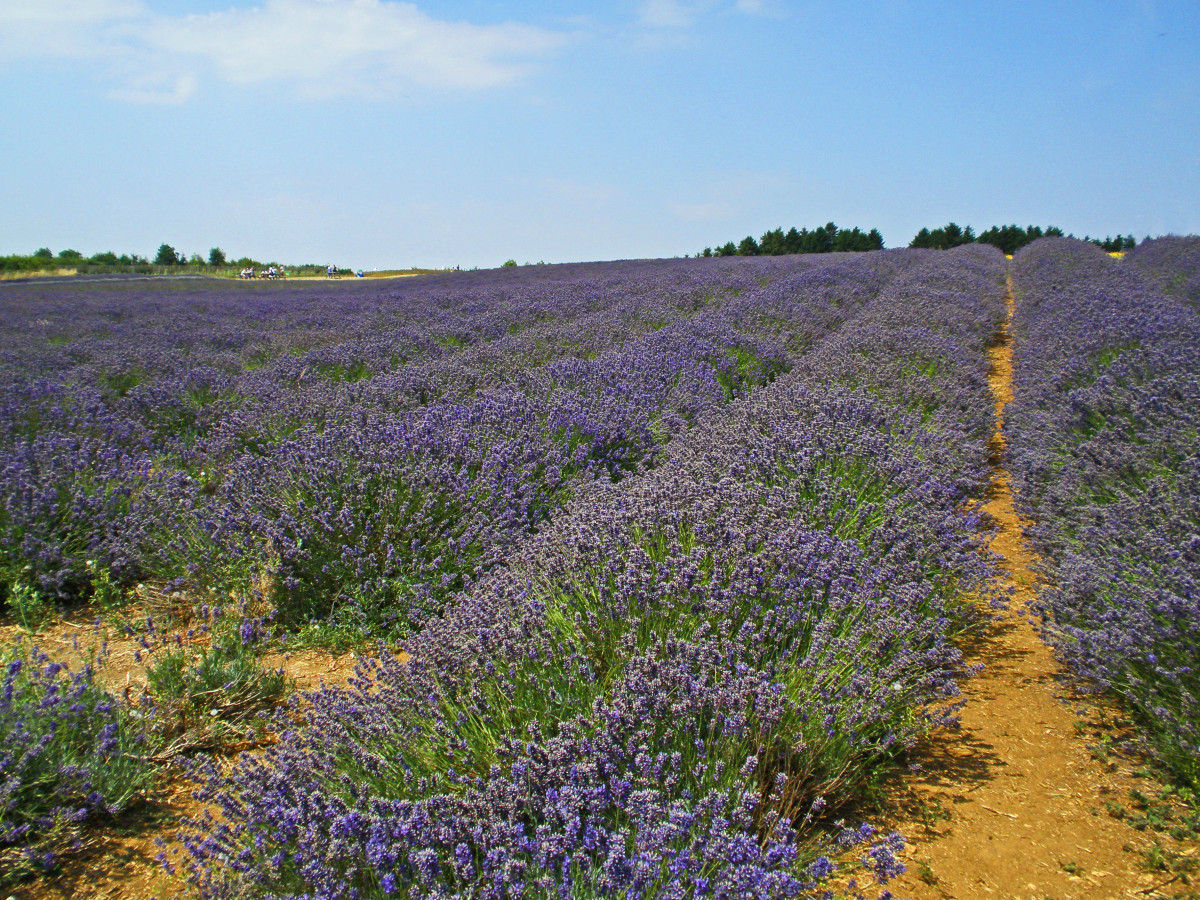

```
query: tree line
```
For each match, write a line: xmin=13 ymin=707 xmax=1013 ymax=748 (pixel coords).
xmin=909 ymin=223 xmax=1138 ymax=255
xmin=699 ymin=222 xmax=885 ymax=258
xmin=0 ymin=244 xmax=293 ymax=275
xmin=695 ymin=221 xmax=1140 ymax=260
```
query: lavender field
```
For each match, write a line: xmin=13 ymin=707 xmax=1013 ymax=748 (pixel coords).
xmin=2 ymin=239 xmax=1198 ymax=897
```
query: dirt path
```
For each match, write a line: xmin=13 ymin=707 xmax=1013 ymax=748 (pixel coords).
xmin=880 ymin=276 xmax=1187 ymax=899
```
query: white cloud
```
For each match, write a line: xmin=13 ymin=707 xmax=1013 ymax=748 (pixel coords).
xmin=0 ymin=0 xmax=568 ymax=101
xmin=637 ymin=0 xmax=701 ymax=29
xmin=0 ymin=0 xmax=145 ymax=58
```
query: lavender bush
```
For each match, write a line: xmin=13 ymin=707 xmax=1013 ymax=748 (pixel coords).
xmin=185 ymin=247 xmax=1005 ymax=898
xmin=0 ymin=640 xmax=154 ymax=885
xmin=1 ymin=255 xmax=906 ymax=638
xmin=1126 ymin=235 xmax=1200 ymax=307
xmin=1008 ymin=237 xmax=1200 ymax=786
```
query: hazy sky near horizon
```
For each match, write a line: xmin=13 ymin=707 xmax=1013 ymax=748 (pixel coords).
xmin=2 ymin=0 xmax=1197 ymax=269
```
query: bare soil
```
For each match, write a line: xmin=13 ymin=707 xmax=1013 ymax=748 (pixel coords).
xmin=1 ymin=605 xmax=368 ymax=900
xmin=878 ymin=277 xmax=1197 ymax=898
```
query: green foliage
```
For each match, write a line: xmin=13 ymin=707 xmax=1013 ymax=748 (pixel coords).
xmin=910 ymin=223 xmax=1089 ymax=254
xmin=33 ymin=247 xmax=53 ymax=259
xmin=1087 ymin=234 xmax=1138 ymax=252
xmin=502 ymin=259 xmax=518 ymax=267
xmin=910 ymin=222 xmax=976 ymax=250
xmin=145 ymin=640 xmax=288 ymax=739
xmin=7 ymin=582 xmax=55 ymax=630
xmin=209 ymin=246 xmax=227 ymax=266
xmin=711 ymin=222 xmax=884 ymax=257
xmin=154 ymin=243 xmax=180 ymax=266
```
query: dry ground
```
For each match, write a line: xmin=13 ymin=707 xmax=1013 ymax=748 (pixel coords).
xmin=0 ymin=605 xmax=365 ymax=900
xmin=876 ymin=277 xmax=1197 ymax=899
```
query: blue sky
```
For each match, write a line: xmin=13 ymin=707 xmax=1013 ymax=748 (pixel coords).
xmin=1 ymin=0 xmax=1197 ymax=268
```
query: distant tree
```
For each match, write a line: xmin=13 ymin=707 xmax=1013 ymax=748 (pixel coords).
xmin=834 ymin=226 xmax=881 ymax=252
xmin=502 ymin=259 xmax=518 ymax=267
xmin=33 ymin=247 xmax=53 ymax=260
xmin=782 ymin=227 xmax=803 ymax=254
xmin=737 ymin=235 xmax=759 ymax=256
xmin=57 ymin=249 xmax=83 ymax=263
xmin=709 ymin=222 xmax=884 ymax=257
xmin=977 ymin=225 xmax=1021 ymax=254
xmin=208 ymin=247 xmax=227 ymax=266
xmin=701 ymin=247 xmax=713 ymax=257
xmin=811 ymin=223 xmax=837 ymax=254
xmin=155 ymin=244 xmax=180 ymax=266
xmin=88 ymin=251 xmax=118 ymax=265
xmin=758 ymin=227 xmax=787 ymax=256
xmin=911 ymin=222 xmax=976 ymax=251
xmin=910 ymin=227 xmax=934 ymax=249
xmin=972 ymin=224 xmax=1065 ymax=255
xmin=188 ymin=252 xmax=204 ymax=265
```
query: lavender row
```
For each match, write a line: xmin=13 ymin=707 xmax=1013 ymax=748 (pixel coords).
xmin=1125 ymin=235 xmax=1200 ymax=308
xmin=0 ymin=262 xmax=753 ymax=471
xmin=187 ymin=248 xmax=1006 ymax=899
xmin=0 ymin=255 xmax=901 ymax=628
xmin=792 ymin=244 xmax=1008 ymax=495
xmin=1007 ymin=238 xmax=1200 ymax=786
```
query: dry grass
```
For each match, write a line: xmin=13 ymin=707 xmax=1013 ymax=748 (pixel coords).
xmin=0 ymin=268 xmax=78 ymax=281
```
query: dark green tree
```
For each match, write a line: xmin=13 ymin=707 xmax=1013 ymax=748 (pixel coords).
xmin=910 ymin=227 xmax=934 ymax=249
xmin=208 ymin=247 xmax=227 ymax=266
xmin=33 ymin=247 xmax=53 ymax=260
xmin=802 ymin=223 xmax=834 ymax=254
xmin=155 ymin=244 xmax=180 ymax=266
xmin=716 ymin=241 xmax=738 ymax=257
xmin=758 ymin=228 xmax=787 ymax=255
xmin=56 ymin=249 xmax=83 ymax=263
xmin=783 ymin=227 xmax=803 ymax=254
xmin=88 ymin=251 xmax=118 ymax=264
xmin=737 ymin=235 xmax=759 ymax=256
